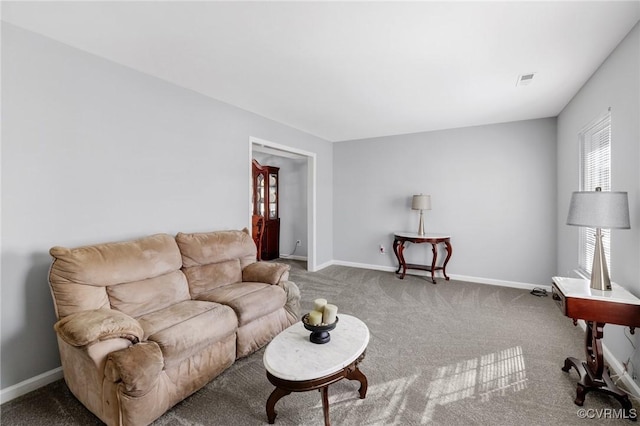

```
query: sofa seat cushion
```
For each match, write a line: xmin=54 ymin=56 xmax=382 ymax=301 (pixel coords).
xmin=137 ymin=300 xmax=237 ymax=368
xmin=196 ymin=282 xmax=286 ymax=327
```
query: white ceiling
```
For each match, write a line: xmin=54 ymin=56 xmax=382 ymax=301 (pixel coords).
xmin=3 ymin=1 xmax=639 ymax=142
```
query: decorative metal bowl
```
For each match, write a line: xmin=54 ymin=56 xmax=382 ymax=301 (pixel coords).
xmin=302 ymin=314 xmax=339 ymax=344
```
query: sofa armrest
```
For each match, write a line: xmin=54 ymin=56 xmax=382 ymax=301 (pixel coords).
xmin=104 ymin=341 xmax=164 ymax=397
xmin=54 ymin=309 xmax=143 ymax=347
xmin=277 ymin=280 xmax=301 ymax=323
xmin=242 ymin=262 xmax=290 ymax=285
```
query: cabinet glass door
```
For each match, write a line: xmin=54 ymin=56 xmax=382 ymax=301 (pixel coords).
xmin=268 ymin=173 xmax=278 ymax=219
xmin=257 ymin=174 xmax=265 ymax=216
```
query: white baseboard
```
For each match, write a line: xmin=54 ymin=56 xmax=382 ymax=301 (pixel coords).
xmin=331 ymin=259 xmax=394 ymax=272
xmin=314 ymin=259 xmax=335 ymax=271
xmin=278 ymin=254 xmax=307 ymax=261
xmin=329 ymin=260 xmax=552 ymax=291
xmin=0 ymin=367 xmax=63 ymax=404
xmin=605 ymin=346 xmax=640 ymax=398
xmin=447 ymin=273 xmax=552 ymax=292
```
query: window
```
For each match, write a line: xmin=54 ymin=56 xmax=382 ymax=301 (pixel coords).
xmin=578 ymin=110 xmax=611 ymax=275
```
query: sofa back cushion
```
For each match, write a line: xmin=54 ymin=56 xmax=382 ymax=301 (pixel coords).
xmin=176 ymin=229 xmax=256 ymax=298
xmin=182 ymin=260 xmax=242 ymax=297
xmin=49 ymin=234 xmax=188 ymax=319
xmin=107 ymin=270 xmax=190 ymax=318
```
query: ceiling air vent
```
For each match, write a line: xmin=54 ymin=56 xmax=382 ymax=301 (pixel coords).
xmin=516 ymin=73 xmax=536 ymax=87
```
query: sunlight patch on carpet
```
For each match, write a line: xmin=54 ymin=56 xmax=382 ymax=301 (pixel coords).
xmin=421 ymin=346 xmax=528 ymax=423
xmin=312 ymin=374 xmax=419 ymax=425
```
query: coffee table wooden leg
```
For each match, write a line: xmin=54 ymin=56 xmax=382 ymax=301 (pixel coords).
xmin=346 ymin=366 xmax=368 ymax=399
xmin=266 ymin=387 xmax=291 ymax=424
xmin=320 ymin=386 xmax=330 ymax=426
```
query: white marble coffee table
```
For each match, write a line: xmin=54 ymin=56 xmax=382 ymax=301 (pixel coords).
xmin=263 ymin=314 xmax=369 ymax=426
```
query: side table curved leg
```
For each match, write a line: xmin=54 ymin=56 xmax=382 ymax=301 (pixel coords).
xmin=430 ymin=243 xmax=437 ymax=284
xmin=393 ymin=238 xmax=402 ymax=274
xmin=442 ymin=240 xmax=452 ymax=281
xmin=266 ymin=387 xmax=291 ymax=424
xmin=562 ymin=356 xmax=588 ymax=405
xmin=393 ymin=239 xmax=408 ymax=279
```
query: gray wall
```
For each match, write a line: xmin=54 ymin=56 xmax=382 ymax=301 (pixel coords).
xmin=557 ymin=22 xmax=640 ymax=386
xmin=334 ymin=118 xmax=558 ymax=286
xmin=1 ymin=23 xmax=333 ymax=389
xmin=252 ymin=152 xmax=308 ymax=258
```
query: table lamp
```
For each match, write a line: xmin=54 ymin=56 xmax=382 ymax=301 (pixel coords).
xmin=566 ymin=187 xmax=630 ymax=291
xmin=411 ymin=194 xmax=431 ymax=236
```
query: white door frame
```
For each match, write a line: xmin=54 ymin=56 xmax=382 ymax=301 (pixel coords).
xmin=249 ymin=136 xmax=317 ymax=272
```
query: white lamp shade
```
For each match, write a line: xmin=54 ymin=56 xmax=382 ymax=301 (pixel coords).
xmin=412 ymin=194 xmax=431 ymax=210
xmin=566 ymin=190 xmax=630 ymax=229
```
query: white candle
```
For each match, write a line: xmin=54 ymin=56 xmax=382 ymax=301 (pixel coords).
xmin=313 ymin=298 xmax=327 ymax=312
xmin=322 ymin=304 xmax=338 ymax=324
xmin=307 ymin=310 xmax=322 ymax=326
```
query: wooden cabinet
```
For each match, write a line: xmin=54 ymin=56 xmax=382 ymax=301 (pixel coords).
xmin=252 ymin=160 xmax=280 ymax=260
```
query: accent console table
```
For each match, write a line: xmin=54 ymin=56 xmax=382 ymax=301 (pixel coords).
xmin=552 ymin=276 xmax=640 ymax=420
xmin=392 ymin=232 xmax=452 ymax=284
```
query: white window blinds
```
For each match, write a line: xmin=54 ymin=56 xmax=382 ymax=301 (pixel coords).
xmin=578 ymin=110 xmax=611 ymax=274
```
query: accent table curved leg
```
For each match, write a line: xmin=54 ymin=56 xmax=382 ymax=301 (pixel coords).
xmin=397 ymin=242 xmax=407 ymax=279
xmin=562 ymin=356 xmax=582 ymax=374
xmin=442 ymin=240 xmax=452 ymax=281
xmin=393 ymin=238 xmax=402 ymax=274
xmin=561 ymin=356 xmax=588 ymax=405
xmin=575 ymin=384 xmax=588 ymax=406
xmin=430 ymin=243 xmax=437 ymax=284
xmin=266 ymin=387 xmax=292 ymax=424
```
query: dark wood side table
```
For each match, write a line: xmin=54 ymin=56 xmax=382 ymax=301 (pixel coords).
xmin=392 ymin=232 xmax=452 ymax=284
xmin=552 ymin=276 xmax=640 ymax=420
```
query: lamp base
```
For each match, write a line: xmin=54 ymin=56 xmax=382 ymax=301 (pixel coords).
xmin=590 ymin=228 xmax=611 ymax=291
xmin=417 ymin=211 xmax=425 ymax=236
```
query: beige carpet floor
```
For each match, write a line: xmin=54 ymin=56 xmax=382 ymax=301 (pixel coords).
xmin=1 ymin=260 xmax=638 ymax=425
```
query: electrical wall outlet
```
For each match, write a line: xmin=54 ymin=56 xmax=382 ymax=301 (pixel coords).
xmin=296 ymin=240 xmax=301 ymax=246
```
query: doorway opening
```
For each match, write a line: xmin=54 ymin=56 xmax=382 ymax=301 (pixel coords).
xmin=249 ymin=136 xmax=317 ymax=272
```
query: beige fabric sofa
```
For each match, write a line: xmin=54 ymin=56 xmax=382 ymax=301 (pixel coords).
xmin=48 ymin=229 xmax=300 ymax=426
